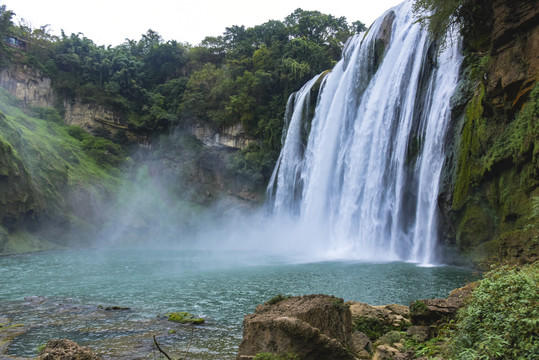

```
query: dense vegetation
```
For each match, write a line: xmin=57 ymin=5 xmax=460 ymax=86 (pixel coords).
xmin=0 ymin=4 xmax=365 ymax=185
xmin=409 ymin=263 xmax=538 ymax=359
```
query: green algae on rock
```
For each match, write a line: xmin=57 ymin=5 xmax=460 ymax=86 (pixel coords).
xmin=165 ymin=312 xmax=205 ymax=324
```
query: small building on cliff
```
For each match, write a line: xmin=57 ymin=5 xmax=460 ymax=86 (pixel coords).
xmin=3 ymin=36 xmax=27 ymax=51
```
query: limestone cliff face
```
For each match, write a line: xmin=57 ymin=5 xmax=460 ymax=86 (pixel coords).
xmin=189 ymin=122 xmax=255 ymax=149
xmin=0 ymin=65 xmax=55 ymax=108
xmin=486 ymin=0 xmax=538 ymax=112
xmin=0 ymin=65 xmax=127 ymax=134
xmin=63 ymin=99 xmax=127 ymax=132
xmin=445 ymin=0 xmax=539 ymax=265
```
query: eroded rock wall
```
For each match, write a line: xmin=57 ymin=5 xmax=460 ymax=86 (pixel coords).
xmin=189 ymin=122 xmax=255 ymax=149
xmin=0 ymin=65 xmax=55 ymax=108
xmin=445 ymin=0 xmax=539 ymax=265
xmin=63 ymin=99 xmax=127 ymax=133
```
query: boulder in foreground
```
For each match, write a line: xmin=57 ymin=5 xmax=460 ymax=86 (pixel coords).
xmin=237 ymin=294 xmax=356 ymax=360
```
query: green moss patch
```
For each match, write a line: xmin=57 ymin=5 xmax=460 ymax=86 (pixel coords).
xmin=165 ymin=312 xmax=205 ymax=324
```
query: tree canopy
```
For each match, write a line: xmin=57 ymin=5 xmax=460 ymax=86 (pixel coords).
xmin=0 ymin=5 xmax=364 ymax=184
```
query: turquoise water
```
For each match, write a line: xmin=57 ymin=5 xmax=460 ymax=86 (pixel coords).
xmin=0 ymin=248 xmax=475 ymax=359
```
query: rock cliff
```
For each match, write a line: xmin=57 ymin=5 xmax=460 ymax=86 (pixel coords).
xmin=189 ymin=122 xmax=255 ymax=149
xmin=444 ymin=0 xmax=539 ymax=265
xmin=0 ymin=65 xmax=55 ymax=108
xmin=63 ymin=99 xmax=128 ymax=133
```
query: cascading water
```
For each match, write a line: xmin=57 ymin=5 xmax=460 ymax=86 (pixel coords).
xmin=267 ymin=0 xmax=462 ymax=265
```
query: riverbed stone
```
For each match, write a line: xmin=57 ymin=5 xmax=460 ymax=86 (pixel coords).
xmin=37 ymin=339 xmax=98 ymax=360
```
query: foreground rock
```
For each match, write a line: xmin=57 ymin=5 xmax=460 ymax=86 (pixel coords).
xmin=237 ymin=295 xmax=357 ymax=360
xmin=409 ymin=282 xmax=478 ymax=326
xmin=238 ymin=285 xmax=478 ymax=360
xmin=347 ymin=302 xmax=411 ymax=359
xmin=37 ymin=339 xmax=99 ymax=360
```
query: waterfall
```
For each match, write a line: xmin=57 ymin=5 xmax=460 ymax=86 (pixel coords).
xmin=266 ymin=0 xmax=462 ymax=265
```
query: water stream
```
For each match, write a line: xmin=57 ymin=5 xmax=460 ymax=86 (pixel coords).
xmin=267 ymin=0 xmax=462 ymax=265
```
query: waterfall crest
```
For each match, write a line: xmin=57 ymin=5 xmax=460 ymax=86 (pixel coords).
xmin=266 ymin=0 xmax=462 ymax=265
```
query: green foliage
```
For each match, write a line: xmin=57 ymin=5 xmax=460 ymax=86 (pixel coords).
xmin=65 ymin=125 xmax=125 ymax=167
xmin=66 ymin=125 xmax=87 ymax=140
xmin=406 ymin=336 xmax=449 ymax=358
xmin=29 ymin=107 xmax=63 ymax=123
xmin=410 ymin=300 xmax=428 ymax=315
xmin=0 ymin=2 xmax=366 ymax=194
xmin=378 ymin=331 xmax=405 ymax=346
xmin=0 ymin=3 xmax=366 ymax=197
xmin=449 ymin=263 xmax=538 ymax=359
xmin=265 ymin=294 xmax=292 ymax=305
xmin=227 ymin=144 xmax=277 ymax=186
xmin=353 ymin=316 xmax=392 ymax=341
xmin=253 ymin=353 xmax=301 ymax=360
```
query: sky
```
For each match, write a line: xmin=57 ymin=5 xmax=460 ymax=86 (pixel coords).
xmin=3 ymin=0 xmax=404 ymax=47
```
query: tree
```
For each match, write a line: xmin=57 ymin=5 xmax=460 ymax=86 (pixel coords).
xmin=0 ymin=5 xmax=14 ymax=37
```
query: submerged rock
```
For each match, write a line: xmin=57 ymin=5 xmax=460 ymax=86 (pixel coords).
xmin=165 ymin=312 xmax=205 ymax=324
xmin=37 ymin=339 xmax=98 ymax=360
xmin=237 ymin=294 xmax=356 ymax=360
xmin=0 ymin=317 xmax=28 ymax=356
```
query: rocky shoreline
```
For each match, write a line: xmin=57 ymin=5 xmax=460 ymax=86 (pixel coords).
xmin=0 ymin=285 xmax=476 ymax=360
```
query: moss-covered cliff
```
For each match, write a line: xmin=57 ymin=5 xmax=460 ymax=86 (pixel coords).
xmin=0 ymin=88 xmax=121 ymax=254
xmin=444 ymin=0 xmax=539 ymax=265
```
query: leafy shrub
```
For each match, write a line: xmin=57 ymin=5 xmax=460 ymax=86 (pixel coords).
xmin=409 ymin=300 xmax=428 ymax=315
xmin=378 ymin=331 xmax=405 ymax=346
xmin=31 ymin=107 xmax=63 ymax=123
xmin=226 ymin=144 xmax=277 ymax=186
xmin=66 ymin=125 xmax=88 ymax=141
xmin=449 ymin=263 xmax=538 ymax=359
xmin=81 ymin=135 xmax=125 ymax=167
xmin=353 ymin=316 xmax=392 ymax=341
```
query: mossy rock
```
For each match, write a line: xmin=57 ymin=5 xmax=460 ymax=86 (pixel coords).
xmin=165 ymin=312 xmax=204 ymax=324
xmin=456 ymin=203 xmax=494 ymax=249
